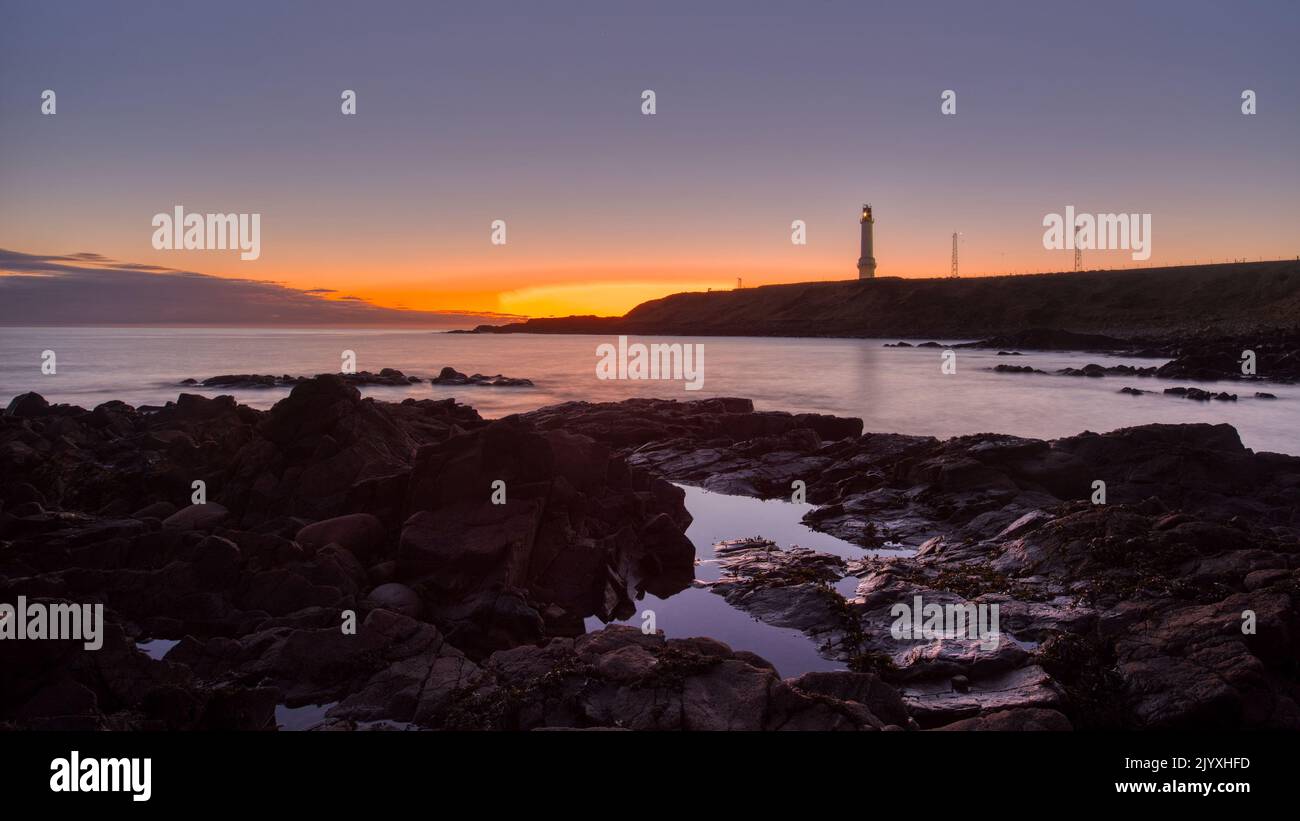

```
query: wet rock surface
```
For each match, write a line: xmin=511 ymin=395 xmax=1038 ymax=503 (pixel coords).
xmin=1164 ymin=387 xmax=1238 ymax=401
xmin=313 ymin=625 xmax=899 ymax=731
xmin=428 ymin=367 xmax=534 ymax=387
xmin=523 ymin=397 xmax=1300 ymax=729
xmin=958 ymin=328 xmax=1134 ymax=352
xmin=1151 ymin=334 xmax=1300 ymax=383
xmin=0 ymin=378 xmax=707 ymax=729
xmin=1057 ymin=364 xmax=1158 ymax=378
xmin=189 ymin=369 xmax=425 ymax=389
xmin=969 ymin=330 xmax=1300 ymax=385
xmin=3 ymin=388 xmax=1298 ymax=730
xmin=186 ymin=366 xmax=534 ymax=390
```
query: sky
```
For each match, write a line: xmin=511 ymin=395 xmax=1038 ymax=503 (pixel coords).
xmin=1 ymin=0 xmax=1297 ymax=321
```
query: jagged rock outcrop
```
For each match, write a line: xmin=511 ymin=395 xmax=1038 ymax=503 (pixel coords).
xmin=0 ymin=380 xmax=699 ymax=729
xmin=4 ymin=389 xmax=1297 ymax=731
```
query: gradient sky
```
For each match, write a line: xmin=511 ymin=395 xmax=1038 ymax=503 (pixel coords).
xmin=1 ymin=0 xmax=1297 ymax=319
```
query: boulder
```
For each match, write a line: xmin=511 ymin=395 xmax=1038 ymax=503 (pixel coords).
xmin=295 ymin=513 xmax=385 ymax=559
xmin=361 ymin=583 xmax=422 ymax=619
xmin=5 ymin=392 xmax=50 ymax=418
xmin=162 ymin=503 xmax=230 ymax=531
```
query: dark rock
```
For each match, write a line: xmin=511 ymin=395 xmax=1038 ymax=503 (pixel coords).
xmin=959 ymin=328 xmax=1131 ymax=352
xmin=196 ymin=370 xmax=425 ymax=389
xmin=9 ymin=501 xmax=44 ymax=517
xmin=397 ymin=416 xmax=694 ymax=650
xmin=162 ymin=503 xmax=230 ymax=531
xmin=133 ymin=501 xmax=178 ymax=519
xmin=192 ymin=535 xmax=242 ymax=590
xmin=934 ymin=707 xmax=1073 ymax=731
xmin=5 ymin=392 xmax=50 ymax=418
xmin=418 ymin=625 xmax=894 ymax=731
xmin=200 ymin=374 xmax=302 ymax=389
xmin=1057 ymin=363 xmax=1157 ymax=378
xmin=1164 ymin=386 xmax=1237 ymax=401
xmin=788 ymin=670 xmax=910 ymax=727
xmin=295 ymin=513 xmax=385 ymax=559
xmin=430 ymin=367 xmax=534 ymax=387
xmin=1150 ymin=334 xmax=1300 ymax=383
xmin=361 ymin=583 xmax=421 ymax=618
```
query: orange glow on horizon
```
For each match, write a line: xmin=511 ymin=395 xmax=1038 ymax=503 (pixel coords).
xmin=30 ymin=236 xmax=1298 ymax=321
xmin=244 ymin=258 xmax=878 ymax=318
xmin=497 ymin=280 xmax=738 ymax=317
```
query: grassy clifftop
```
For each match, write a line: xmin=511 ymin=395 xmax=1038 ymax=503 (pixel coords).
xmin=474 ymin=260 xmax=1300 ymax=340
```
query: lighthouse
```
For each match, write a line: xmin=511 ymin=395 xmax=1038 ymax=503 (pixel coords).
xmin=857 ymin=204 xmax=877 ymax=279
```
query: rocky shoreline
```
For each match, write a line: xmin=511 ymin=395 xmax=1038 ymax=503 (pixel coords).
xmin=2 ymin=382 xmax=1297 ymax=730
xmin=184 ymin=366 xmax=534 ymax=390
xmin=523 ymin=397 xmax=1300 ymax=728
xmin=953 ymin=329 xmax=1300 ymax=383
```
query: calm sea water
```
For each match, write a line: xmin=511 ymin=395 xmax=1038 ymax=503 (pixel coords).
xmin=10 ymin=327 xmax=1298 ymax=680
xmin=2 ymin=327 xmax=1296 ymax=454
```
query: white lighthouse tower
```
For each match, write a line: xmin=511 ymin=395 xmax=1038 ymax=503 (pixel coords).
xmin=857 ymin=203 xmax=877 ymax=279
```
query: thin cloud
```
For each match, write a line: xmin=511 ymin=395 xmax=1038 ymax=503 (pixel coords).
xmin=0 ymin=249 xmax=524 ymax=328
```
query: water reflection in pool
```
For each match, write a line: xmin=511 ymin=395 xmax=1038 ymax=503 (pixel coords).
xmin=585 ymin=484 xmax=908 ymax=678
